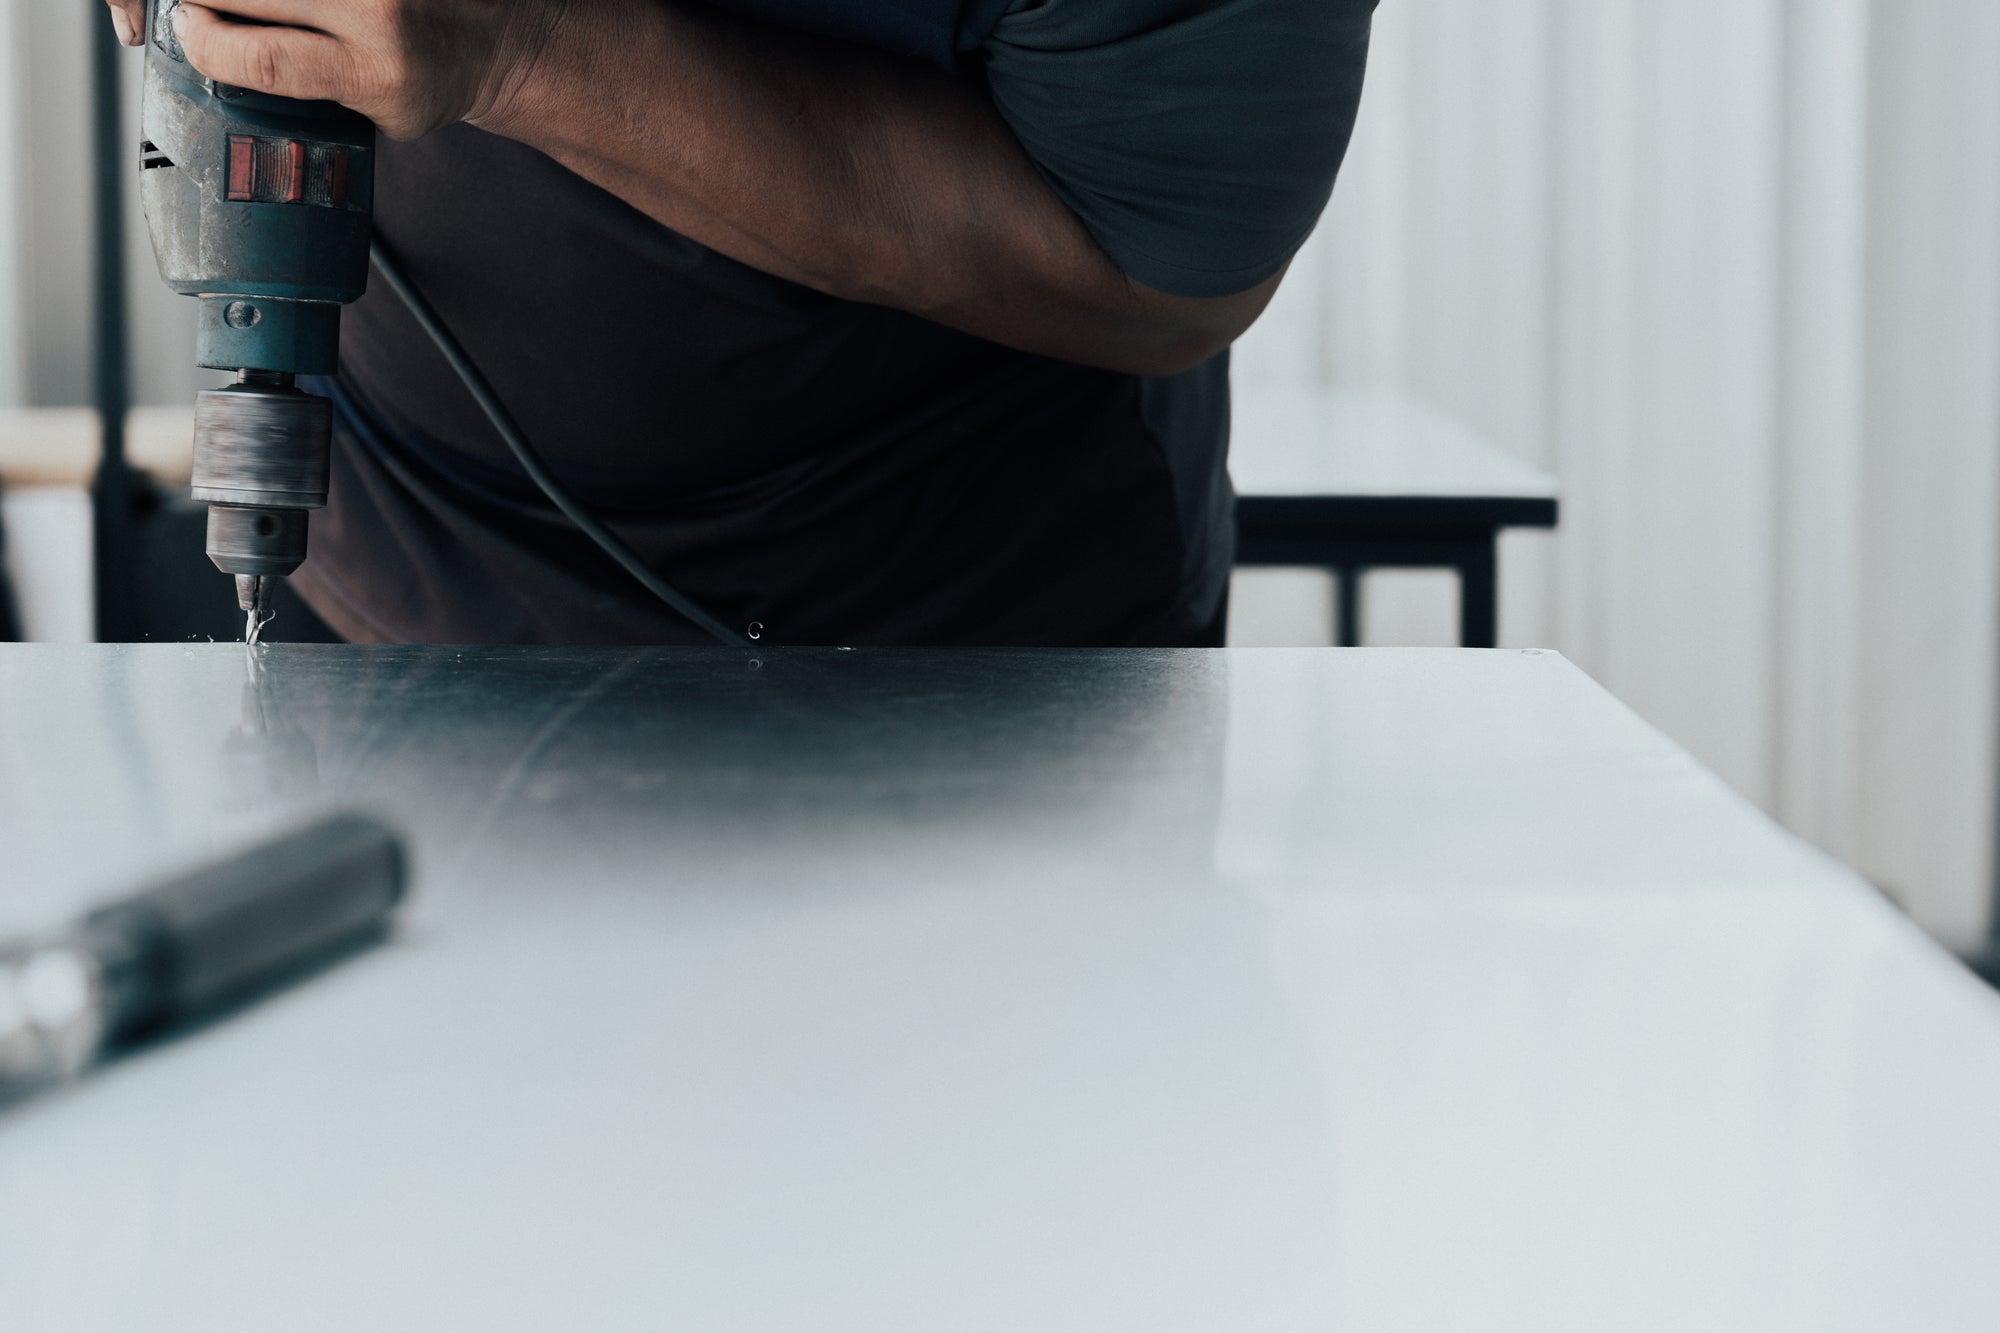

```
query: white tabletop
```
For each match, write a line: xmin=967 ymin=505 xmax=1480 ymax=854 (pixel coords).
xmin=1 ymin=645 xmax=1995 ymax=1332
xmin=1230 ymin=386 xmax=1559 ymax=502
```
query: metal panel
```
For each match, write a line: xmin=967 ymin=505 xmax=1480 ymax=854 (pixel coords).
xmin=1 ymin=646 xmax=1996 ymax=1330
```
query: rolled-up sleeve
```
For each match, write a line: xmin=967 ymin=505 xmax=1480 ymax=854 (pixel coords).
xmin=979 ymin=0 xmax=1377 ymax=299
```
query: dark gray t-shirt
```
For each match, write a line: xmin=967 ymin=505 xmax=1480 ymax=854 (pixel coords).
xmin=984 ymin=0 xmax=1373 ymax=298
xmin=299 ymin=0 xmax=1376 ymax=645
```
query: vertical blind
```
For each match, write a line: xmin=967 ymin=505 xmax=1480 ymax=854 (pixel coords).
xmin=1237 ymin=0 xmax=2000 ymax=947
xmin=0 ymin=3 xmax=27 ymax=406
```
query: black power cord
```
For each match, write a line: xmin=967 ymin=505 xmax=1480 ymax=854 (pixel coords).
xmin=369 ymin=240 xmax=751 ymax=648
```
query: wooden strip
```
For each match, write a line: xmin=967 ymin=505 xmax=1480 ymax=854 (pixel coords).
xmin=0 ymin=406 xmax=195 ymax=488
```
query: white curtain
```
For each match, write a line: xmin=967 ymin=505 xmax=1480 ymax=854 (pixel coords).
xmin=0 ymin=1 xmax=28 ymax=406
xmin=1237 ymin=0 xmax=2000 ymax=947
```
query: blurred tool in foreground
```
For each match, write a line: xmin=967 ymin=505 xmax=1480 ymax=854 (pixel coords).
xmin=0 ymin=814 xmax=405 ymax=1090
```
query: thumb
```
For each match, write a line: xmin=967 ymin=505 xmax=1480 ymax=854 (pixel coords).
xmin=104 ymin=0 xmax=148 ymax=48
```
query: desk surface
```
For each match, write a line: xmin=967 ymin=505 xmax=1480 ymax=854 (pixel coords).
xmin=2 ymin=646 xmax=1996 ymax=1332
xmin=1231 ymin=386 xmax=1559 ymax=505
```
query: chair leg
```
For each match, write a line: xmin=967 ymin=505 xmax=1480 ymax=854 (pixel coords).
xmin=1335 ymin=566 xmax=1364 ymax=648
xmin=1458 ymin=537 xmax=1499 ymax=648
xmin=0 ymin=490 xmax=21 ymax=642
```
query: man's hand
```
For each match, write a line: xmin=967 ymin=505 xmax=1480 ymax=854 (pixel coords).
xmin=105 ymin=0 xmax=570 ymax=141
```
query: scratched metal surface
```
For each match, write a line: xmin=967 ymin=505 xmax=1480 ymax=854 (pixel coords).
xmin=1 ymin=645 xmax=1998 ymax=1332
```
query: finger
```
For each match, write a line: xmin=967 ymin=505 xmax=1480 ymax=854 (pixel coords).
xmin=177 ymin=0 xmax=340 ymax=34
xmin=104 ymin=0 xmax=147 ymax=48
xmin=172 ymin=3 xmax=353 ymax=102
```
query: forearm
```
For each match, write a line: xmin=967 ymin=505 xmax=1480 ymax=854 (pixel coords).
xmin=477 ymin=1 xmax=1274 ymax=376
xmin=141 ymin=0 xmax=1283 ymax=372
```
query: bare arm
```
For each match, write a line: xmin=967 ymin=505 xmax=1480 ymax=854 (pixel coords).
xmin=108 ymin=0 xmax=1284 ymax=376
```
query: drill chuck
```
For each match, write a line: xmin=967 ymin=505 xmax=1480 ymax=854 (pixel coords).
xmin=192 ymin=377 xmax=331 ymax=587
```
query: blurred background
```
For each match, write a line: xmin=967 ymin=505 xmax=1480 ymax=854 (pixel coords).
xmin=2 ymin=1 xmax=1997 ymax=953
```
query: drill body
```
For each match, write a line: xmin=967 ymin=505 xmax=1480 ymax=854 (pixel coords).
xmin=138 ymin=1 xmax=376 ymax=628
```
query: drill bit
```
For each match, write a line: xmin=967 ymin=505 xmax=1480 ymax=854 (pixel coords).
xmin=237 ymin=574 xmax=274 ymax=645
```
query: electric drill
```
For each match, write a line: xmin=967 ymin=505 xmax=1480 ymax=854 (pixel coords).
xmin=137 ymin=0 xmax=375 ymax=637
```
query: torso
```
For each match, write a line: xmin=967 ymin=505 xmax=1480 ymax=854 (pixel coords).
xmin=300 ymin=125 xmax=1229 ymax=646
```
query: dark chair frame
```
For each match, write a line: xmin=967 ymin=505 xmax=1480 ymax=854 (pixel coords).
xmin=1235 ymin=490 xmax=1559 ymax=649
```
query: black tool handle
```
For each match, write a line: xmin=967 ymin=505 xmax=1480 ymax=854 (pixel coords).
xmin=77 ymin=814 xmax=406 ymax=1041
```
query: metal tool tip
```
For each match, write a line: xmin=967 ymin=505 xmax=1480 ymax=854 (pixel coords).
xmin=235 ymin=574 xmax=272 ymax=616
xmin=236 ymin=576 xmax=276 ymax=645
